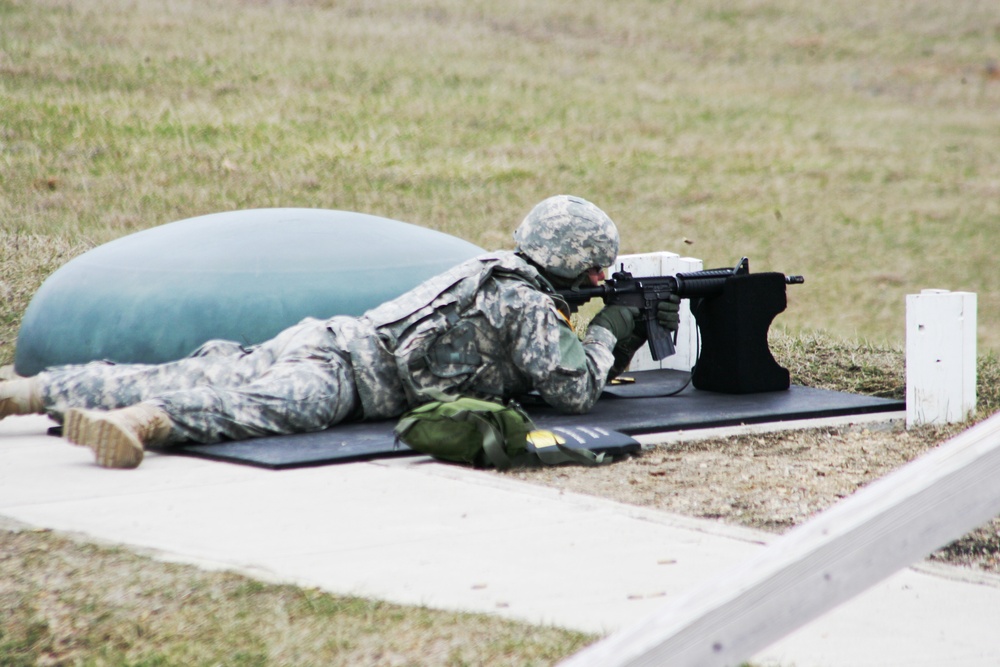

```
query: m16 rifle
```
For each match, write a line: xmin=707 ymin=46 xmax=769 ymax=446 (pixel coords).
xmin=557 ymin=257 xmax=804 ymax=361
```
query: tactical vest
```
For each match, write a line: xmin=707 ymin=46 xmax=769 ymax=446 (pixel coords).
xmin=346 ymin=252 xmax=550 ymax=419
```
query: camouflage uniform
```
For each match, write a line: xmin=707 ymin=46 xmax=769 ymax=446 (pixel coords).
xmin=36 ymin=251 xmax=617 ymax=445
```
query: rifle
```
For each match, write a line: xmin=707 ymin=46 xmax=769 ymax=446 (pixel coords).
xmin=556 ymin=257 xmax=804 ymax=361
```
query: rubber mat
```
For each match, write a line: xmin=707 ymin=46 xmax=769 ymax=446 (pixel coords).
xmin=174 ymin=370 xmax=904 ymax=470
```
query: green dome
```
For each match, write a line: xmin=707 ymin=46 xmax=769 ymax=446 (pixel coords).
xmin=15 ymin=208 xmax=484 ymax=376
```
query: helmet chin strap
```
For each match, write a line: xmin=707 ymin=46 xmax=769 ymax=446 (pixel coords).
xmin=542 ymin=269 xmax=586 ymax=290
xmin=515 ymin=251 xmax=594 ymax=291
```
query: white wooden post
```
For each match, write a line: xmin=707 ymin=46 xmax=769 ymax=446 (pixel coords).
xmin=559 ymin=411 xmax=1000 ymax=667
xmin=906 ymin=289 xmax=977 ymax=428
xmin=614 ymin=252 xmax=703 ymax=372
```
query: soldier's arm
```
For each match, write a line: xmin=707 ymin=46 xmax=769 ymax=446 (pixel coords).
xmin=509 ymin=293 xmax=615 ymax=414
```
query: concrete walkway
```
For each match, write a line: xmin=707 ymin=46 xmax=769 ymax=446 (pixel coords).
xmin=3 ymin=413 xmax=1000 ymax=666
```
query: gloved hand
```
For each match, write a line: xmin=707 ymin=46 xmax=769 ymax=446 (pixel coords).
xmin=609 ymin=328 xmax=646 ymax=379
xmin=657 ymin=295 xmax=681 ymax=333
xmin=589 ymin=305 xmax=639 ymax=343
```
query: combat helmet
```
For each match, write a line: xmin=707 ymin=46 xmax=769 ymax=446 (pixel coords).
xmin=513 ymin=195 xmax=620 ymax=280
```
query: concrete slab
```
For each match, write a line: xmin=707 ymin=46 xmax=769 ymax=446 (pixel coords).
xmin=2 ymin=414 xmax=1000 ymax=665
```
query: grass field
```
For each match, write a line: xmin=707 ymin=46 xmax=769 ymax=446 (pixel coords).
xmin=2 ymin=0 xmax=1000 ymax=364
xmin=3 ymin=1 xmax=1000 ymax=664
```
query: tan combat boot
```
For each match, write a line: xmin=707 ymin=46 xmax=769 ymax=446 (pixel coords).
xmin=0 ymin=378 xmax=44 ymax=419
xmin=64 ymin=403 xmax=173 ymax=469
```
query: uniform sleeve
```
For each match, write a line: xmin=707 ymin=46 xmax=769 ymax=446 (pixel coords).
xmin=506 ymin=288 xmax=616 ymax=414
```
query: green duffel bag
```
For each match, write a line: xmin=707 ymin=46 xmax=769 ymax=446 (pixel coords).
xmin=393 ymin=396 xmax=609 ymax=470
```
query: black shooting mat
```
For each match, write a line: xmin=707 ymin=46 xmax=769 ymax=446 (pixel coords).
xmin=174 ymin=369 xmax=905 ymax=470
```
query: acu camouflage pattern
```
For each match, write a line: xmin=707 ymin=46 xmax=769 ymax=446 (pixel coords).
xmin=36 ymin=251 xmax=617 ymax=445
xmin=38 ymin=321 xmax=360 ymax=444
xmin=351 ymin=251 xmax=616 ymax=418
xmin=513 ymin=195 xmax=620 ymax=279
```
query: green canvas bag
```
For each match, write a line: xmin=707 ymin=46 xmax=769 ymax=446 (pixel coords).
xmin=393 ymin=396 xmax=608 ymax=470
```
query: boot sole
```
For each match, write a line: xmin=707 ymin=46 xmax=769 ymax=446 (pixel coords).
xmin=64 ymin=408 xmax=144 ymax=469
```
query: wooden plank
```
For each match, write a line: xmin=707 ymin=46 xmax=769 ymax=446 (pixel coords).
xmin=559 ymin=411 xmax=1000 ymax=667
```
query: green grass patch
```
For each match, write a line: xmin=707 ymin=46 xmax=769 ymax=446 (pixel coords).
xmin=3 ymin=0 xmax=1000 ymax=366
xmin=0 ymin=528 xmax=592 ymax=666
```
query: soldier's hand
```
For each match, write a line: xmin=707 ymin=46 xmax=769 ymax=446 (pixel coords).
xmin=609 ymin=328 xmax=646 ymax=378
xmin=656 ymin=295 xmax=681 ymax=333
xmin=589 ymin=305 xmax=639 ymax=343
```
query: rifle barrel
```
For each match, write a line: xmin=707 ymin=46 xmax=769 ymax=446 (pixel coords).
xmin=555 ymin=266 xmax=804 ymax=305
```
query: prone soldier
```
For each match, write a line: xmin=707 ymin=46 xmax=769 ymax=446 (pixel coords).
xmin=0 ymin=195 xmax=680 ymax=469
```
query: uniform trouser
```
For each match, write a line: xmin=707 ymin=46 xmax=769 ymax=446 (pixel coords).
xmin=37 ymin=318 xmax=361 ymax=445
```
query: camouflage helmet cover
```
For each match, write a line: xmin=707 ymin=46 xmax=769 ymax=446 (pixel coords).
xmin=513 ymin=195 xmax=620 ymax=279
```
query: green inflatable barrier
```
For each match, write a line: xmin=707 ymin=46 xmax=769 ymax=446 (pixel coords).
xmin=15 ymin=208 xmax=485 ymax=376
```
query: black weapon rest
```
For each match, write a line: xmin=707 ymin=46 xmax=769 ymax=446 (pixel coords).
xmin=691 ymin=272 xmax=791 ymax=394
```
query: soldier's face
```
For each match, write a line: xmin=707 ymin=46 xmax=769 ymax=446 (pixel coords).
xmin=583 ymin=267 xmax=606 ymax=286
xmin=546 ymin=265 xmax=606 ymax=290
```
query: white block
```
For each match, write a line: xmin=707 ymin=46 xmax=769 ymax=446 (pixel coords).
xmin=613 ymin=252 xmax=703 ymax=372
xmin=906 ymin=289 xmax=977 ymax=427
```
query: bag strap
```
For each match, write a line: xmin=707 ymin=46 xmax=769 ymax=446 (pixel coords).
xmin=392 ymin=414 xmax=420 ymax=450
xmin=461 ymin=410 xmax=609 ymax=469
xmin=530 ymin=442 xmax=614 ymax=466
xmin=456 ymin=410 xmax=519 ymax=470
xmin=531 ymin=440 xmax=608 ymax=467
